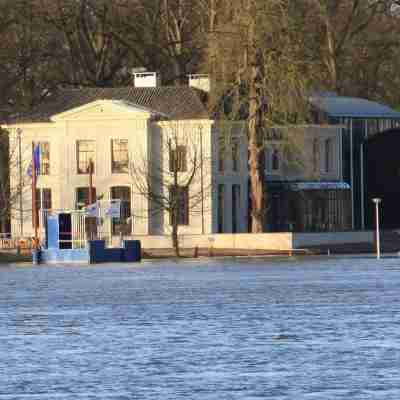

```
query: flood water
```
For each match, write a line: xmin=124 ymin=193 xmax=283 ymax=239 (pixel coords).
xmin=1 ymin=256 xmax=400 ymax=399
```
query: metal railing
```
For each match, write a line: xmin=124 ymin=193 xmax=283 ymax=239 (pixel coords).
xmin=0 ymin=235 xmax=33 ymax=250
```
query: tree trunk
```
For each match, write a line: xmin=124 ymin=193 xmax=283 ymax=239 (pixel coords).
xmin=172 ymin=213 xmax=180 ymax=257
xmin=247 ymin=4 xmax=265 ymax=233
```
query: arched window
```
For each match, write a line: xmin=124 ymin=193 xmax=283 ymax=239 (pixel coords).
xmin=110 ymin=186 xmax=132 ymax=235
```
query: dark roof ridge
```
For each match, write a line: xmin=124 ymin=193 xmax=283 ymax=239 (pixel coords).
xmin=4 ymin=85 xmax=209 ymax=124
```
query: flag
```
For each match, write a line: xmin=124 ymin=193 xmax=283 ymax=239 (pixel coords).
xmin=33 ymin=144 xmax=40 ymax=176
xmin=104 ymin=200 xmax=121 ymax=218
xmin=27 ymin=163 xmax=32 ymax=178
xmin=85 ymin=202 xmax=99 ymax=217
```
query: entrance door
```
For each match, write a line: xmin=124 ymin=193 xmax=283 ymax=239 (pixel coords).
xmin=59 ymin=213 xmax=72 ymax=249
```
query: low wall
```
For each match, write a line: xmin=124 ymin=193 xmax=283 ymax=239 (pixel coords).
xmin=130 ymin=231 xmax=373 ymax=251
xmin=292 ymin=231 xmax=374 ymax=248
xmin=132 ymin=233 xmax=292 ymax=250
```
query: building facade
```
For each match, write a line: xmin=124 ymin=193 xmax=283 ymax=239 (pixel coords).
xmin=2 ymin=79 xmax=352 ymax=239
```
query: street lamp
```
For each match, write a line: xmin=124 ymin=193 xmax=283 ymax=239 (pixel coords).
xmin=372 ymin=198 xmax=382 ymax=260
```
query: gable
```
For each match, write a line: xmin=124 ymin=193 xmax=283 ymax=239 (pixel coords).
xmin=50 ymin=100 xmax=154 ymax=122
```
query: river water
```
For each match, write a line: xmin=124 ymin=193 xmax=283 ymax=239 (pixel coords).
xmin=1 ymin=256 xmax=400 ymax=399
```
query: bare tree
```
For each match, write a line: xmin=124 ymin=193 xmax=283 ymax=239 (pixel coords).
xmin=205 ymin=0 xmax=313 ymax=232
xmin=0 ymin=128 xmax=32 ymax=235
xmin=130 ymin=120 xmax=211 ymax=256
xmin=39 ymin=0 xmax=130 ymax=86
xmin=301 ymin=0 xmax=390 ymax=93
xmin=108 ymin=0 xmax=206 ymax=85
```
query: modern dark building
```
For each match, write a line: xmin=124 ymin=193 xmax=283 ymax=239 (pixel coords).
xmin=365 ymin=129 xmax=400 ymax=230
xmin=310 ymin=93 xmax=400 ymax=230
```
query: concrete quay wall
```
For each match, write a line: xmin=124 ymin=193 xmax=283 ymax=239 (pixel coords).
xmin=127 ymin=231 xmax=374 ymax=251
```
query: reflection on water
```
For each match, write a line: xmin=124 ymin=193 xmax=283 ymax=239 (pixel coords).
xmin=1 ymin=257 xmax=400 ymax=399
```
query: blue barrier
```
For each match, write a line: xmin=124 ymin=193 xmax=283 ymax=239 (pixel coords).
xmin=124 ymin=240 xmax=142 ymax=262
xmin=88 ymin=240 xmax=141 ymax=264
xmin=34 ymin=239 xmax=141 ymax=264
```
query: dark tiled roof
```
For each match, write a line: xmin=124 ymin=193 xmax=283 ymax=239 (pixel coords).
xmin=7 ymin=86 xmax=209 ymax=124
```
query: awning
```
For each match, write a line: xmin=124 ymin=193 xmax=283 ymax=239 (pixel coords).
xmin=267 ymin=181 xmax=350 ymax=191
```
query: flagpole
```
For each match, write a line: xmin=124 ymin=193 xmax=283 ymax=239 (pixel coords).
xmin=88 ymin=158 xmax=93 ymax=205
xmin=88 ymin=158 xmax=96 ymax=240
xmin=32 ymin=142 xmax=38 ymax=249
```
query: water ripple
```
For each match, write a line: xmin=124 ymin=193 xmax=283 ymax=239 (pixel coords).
xmin=1 ymin=258 xmax=400 ymax=399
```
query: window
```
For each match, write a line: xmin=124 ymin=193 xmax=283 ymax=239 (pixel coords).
xmin=232 ymin=138 xmax=239 ymax=172
xmin=272 ymin=149 xmax=280 ymax=171
xmin=77 ymin=140 xmax=95 ymax=174
xmin=34 ymin=142 xmax=50 ymax=175
xmin=264 ymin=148 xmax=271 ymax=172
xmin=265 ymin=147 xmax=279 ymax=172
xmin=169 ymin=145 xmax=187 ymax=172
xmin=34 ymin=188 xmax=52 ymax=227
xmin=35 ymin=188 xmax=52 ymax=211
xmin=111 ymin=186 xmax=132 ymax=235
xmin=169 ymin=186 xmax=189 ymax=226
xmin=313 ymin=138 xmax=320 ymax=172
xmin=218 ymin=136 xmax=225 ymax=172
xmin=111 ymin=139 xmax=129 ymax=173
xmin=76 ymin=187 xmax=97 ymax=209
xmin=217 ymin=184 xmax=224 ymax=233
xmin=232 ymin=184 xmax=240 ymax=233
xmin=325 ymin=138 xmax=332 ymax=172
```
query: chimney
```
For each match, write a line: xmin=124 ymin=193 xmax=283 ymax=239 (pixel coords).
xmin=132 ymin=70 xmax=160 ymax=88
xmin=188 ymin=74 xmax=210 ymax=93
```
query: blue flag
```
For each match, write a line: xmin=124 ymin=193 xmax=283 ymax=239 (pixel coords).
xmin=27 ymin=163 xmax=32 ymax=178
xmin=33 ymin=144 xmax=40 ymax=176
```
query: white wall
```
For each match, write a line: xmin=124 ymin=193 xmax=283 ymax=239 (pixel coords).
xmin=153 ymin=119 xmax=214 ymax=235
xmin=5 ymin=102 xmax=217 ymax=238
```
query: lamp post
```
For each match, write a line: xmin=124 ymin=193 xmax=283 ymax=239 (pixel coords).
xmin=372 ymin=198 xmax=381 ymax=260
xmin=17 ymin=128 xmax=23 ymax=238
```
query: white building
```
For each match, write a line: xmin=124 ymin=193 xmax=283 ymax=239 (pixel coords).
xmin=2 ymin=75 xmax=349 ymax=240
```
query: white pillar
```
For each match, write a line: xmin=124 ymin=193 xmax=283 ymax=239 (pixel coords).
xmin=350 ymin=119 xmax=354 ymax=230
xmin=360 ymin=143 xmax=365 ymax=230
xmin=372 ymin=198 xmax=381 ymax=260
